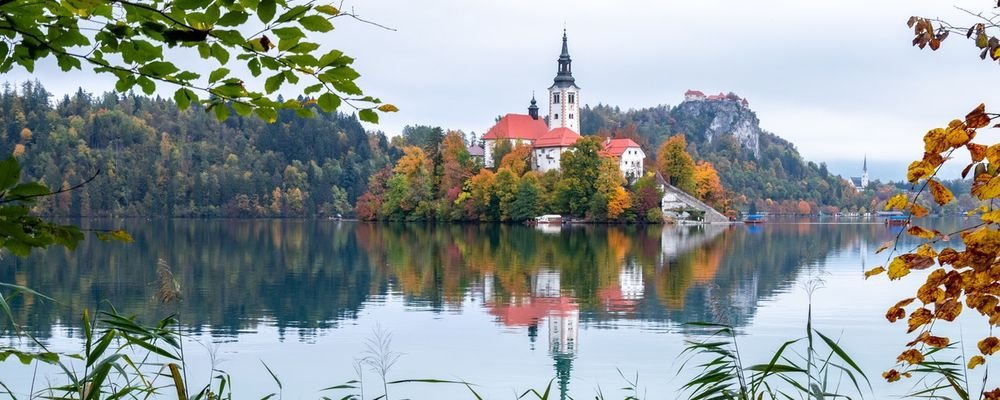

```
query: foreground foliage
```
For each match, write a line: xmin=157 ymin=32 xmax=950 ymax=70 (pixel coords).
xmin=0 ymin=0 xmax=396 ymax=123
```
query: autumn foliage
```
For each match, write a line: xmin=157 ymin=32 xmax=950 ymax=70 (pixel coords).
xmin=868 ymin=103 xmax=1000 ymax=392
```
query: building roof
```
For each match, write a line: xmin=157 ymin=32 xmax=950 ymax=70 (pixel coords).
xmin=850 ymin=177 xmax=863 ymax=187
xmin=487 ymin=296 xmax=578 ymax=327
xmin=601 ymin=138 xmax=642 ymax=157
xmin=534 ymin=127 xmax=581 ymax=148
xmin=482 ymin=113 xmax=549 ymax=141
xmin=685 ymin=90 xmax=705 ymax=97
xmin=468 ymin=144 xmax=484 ymax=157
xmin=552 ymin=29 xmax=578 ymax=89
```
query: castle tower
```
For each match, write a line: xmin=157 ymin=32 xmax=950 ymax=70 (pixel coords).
xmin=549 ymin=30 xmax=580 ymax=132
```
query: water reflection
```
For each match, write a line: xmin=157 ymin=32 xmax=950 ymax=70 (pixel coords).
xmin=1 ymin=218 xmax=967 ymax=342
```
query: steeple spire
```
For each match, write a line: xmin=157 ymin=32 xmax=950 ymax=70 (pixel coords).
xmin=528 ymin=92 xmax=539 ymax=120
xmin=552 ymin=29 xmax=575 ymax=88
xmin=863 ymin=155 xmax=867 ymax=172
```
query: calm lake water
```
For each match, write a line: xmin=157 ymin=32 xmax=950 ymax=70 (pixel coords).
xmin=0 ymin=218 xmax=992 ymax=398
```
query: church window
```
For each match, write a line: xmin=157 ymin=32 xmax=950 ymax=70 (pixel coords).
xmin=568 ymin=93 xmax=575 ymax=104
xmin=553 ymin=93 xmax=561 ymax=104
xmin=555 ymin=113 xmax=559 ymax=120
xmin=569 ymin=114 xmax=574 ymax=119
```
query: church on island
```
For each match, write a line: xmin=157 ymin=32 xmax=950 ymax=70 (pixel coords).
xmin=479 ymin=31 xmax=646 ymax=181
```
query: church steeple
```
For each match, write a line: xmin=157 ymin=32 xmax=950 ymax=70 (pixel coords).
xmin=528 ymin=93 xmax=539 ymax=120
xmin=548 ymin=30 xmax=580 ymax=132
xmin=553 ymin=29 xmax=575 ymax=88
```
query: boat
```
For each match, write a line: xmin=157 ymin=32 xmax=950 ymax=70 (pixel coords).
xmin=886 ymin=215 xmax=909 ymax=226
xmin=743 ymin=214 xmax=766 ymax=224
xmin=534 ymin=214 xmax=563 ymax=224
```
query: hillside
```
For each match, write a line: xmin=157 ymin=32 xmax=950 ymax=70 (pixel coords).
xmin=2 ymin=81 xmax=397 ymax=217
xmin=581 ymin=94 xmax=860 ymax=210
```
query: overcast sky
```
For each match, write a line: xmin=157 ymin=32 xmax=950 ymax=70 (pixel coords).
xmin=9 ymin=0 xmax=1000 ymax=180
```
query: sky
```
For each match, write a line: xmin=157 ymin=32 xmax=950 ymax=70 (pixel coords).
xmin=9 ymin=0 xmax=1000 ymax=181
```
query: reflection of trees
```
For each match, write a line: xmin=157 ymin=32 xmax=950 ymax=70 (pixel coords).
xmin=2 ymin=220 xmax=376 ymax=338
xmin=1 ymin=220 xmax=890 ymax=339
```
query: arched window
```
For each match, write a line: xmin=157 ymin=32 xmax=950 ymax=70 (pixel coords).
xmin=553 ymin=93 xmax=561 ymax=104
xmin=568 ymin=93 xmax=575 ymax=104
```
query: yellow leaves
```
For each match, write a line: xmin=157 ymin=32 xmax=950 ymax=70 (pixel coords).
xmin=967 ymin=103 xmax=991 ymax=129
xmin=888 ymin=257 xmax=910 ymax=280
xmin=924 ymin=127 xmax=949 ymax=154
xmin=916 ymin=243 xmax=938 ymax=259
xmin=972 ymin=174 xmax=1000 ymax=200
xmin=968 ymin=355 xmax=986 ymax=369
xmin=984 ymin=209 xmax=1000 ymax=224
xmin=897 ymin=349 xmax=925 ymax=365
xmin=96 ymin=229 xmax=133 ymax=243
xmin=907 ymin=225 xmax=936 ymax=240
xmin=885 ymin=193 xmax=909 ymax=211
xmin=928 ymin=179 xmax=954 ymax=205
xmin=962 ymin=227 xmax=1000 ymax=260
xmin=908 ymin=307 xmax=933 ymax=333
xmin=865 ymin=266 xmax=885 ymax=279
xmin=910 ymin=203 xmax=929 ymax=218
xmin=987 ymin=144 xmax=1000 ymax=166
xmin=944 ymin=119 xmax=972 ymax=148
xmin=907 ymin=160 xmax=935 ymax=183
xmin=979 ymin=336 xmax=1000 ymax=355
xmin=377 ymin=104 xmax=399 ymax=113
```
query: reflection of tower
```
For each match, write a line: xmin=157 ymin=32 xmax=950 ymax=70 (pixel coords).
xmin=482 ymin=272 xmax=494 ymax=303
xmin=619 ymin=259 xmax=644 ymax=300
xmin=549 ymin=309 xmax=579 ymax=400
xmin=533 ymin=269 xmax=561 ymax=298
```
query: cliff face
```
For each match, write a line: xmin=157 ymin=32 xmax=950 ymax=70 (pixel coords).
xmin=670 ymin=97 xmax=760 ymax=158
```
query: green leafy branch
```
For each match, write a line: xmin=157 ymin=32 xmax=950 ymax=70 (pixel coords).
xmin=0 ymin=0 xmax=398 ymax=123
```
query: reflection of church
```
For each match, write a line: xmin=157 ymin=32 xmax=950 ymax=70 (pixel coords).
xmin=483 ymin=269 xmax=579 ymax=400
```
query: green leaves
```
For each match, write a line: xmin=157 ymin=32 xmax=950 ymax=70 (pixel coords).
xmin=317 ymin=93 xmax=341 ymax=112
xmin=299 ymin=15 xmax=334 ymax=32
xmin=0 ymin=0 xmax=391 ymax=124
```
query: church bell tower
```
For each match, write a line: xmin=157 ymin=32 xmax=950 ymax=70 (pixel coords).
xmin=549 ymin=30 xmax=580 ymax=132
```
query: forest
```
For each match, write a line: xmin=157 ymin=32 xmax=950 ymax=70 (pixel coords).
xmin=2 ymin=81 xmax=398 ymax=217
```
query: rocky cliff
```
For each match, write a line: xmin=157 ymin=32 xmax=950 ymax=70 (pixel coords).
xmin=671 ymin=96 xmax=761 ymax=158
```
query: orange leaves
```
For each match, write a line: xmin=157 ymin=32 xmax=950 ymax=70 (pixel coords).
xmin=907 ymin=225 xmax=937 ymax=240
xmin=908 ymin=307 xmax=933 ymax=333
xmin=876 ymin=240 xmax=893 ymax=254
xmin=928 ymin=179 xmax=954 ymax=205
xmin=983 ymin=209 xmax=1000 ymax=224
xmin=969 ymin=355 xmax=986 ymax=369
xmin=906 ymin=331 xmax=950 ymax=348
xmin=897 ymin=349 xmax=925 ymax=365
xmin=864 ymin=266 xmax=885 ymax=279
xmin=987 ymin=144 xmax=1000 ymax=165
xmin=887 ymin=298 xmax=916 ymax=323
xmin=934 ymin=298 xmax=963 ymax=321
xmin=979 ymin=336 xmax=1000 ymax=355
xmin=969 ymin=143 xmax=988 ymax=162
xmin=882 ymin=369 xmax=902 ymax=383
xmin=910 ymin=203 xmax=929 ymax=218
xmin=923 ymin=128 xmax=949 ymax=155
xmin=885 ymin=193 xmax=908 ymax=211
xmin=967 ymin=103 xmax=991 ymax=129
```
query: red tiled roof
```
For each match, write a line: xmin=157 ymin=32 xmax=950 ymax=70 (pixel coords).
xmin=533 ymin=127 xmax=581 ymax=148
xmin=601 ymin=138 xmax=642 ymax=157
xmin=685 ymin=90 xmax=705 ymax=96
xmin=482 ymin=113 xmax=549 ymax=140
xmin=487 ymin=296 xmax=578 ymax=326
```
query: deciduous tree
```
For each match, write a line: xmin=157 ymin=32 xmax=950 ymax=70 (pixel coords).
xmin=656 ymin=134 xmax=696 ymax=194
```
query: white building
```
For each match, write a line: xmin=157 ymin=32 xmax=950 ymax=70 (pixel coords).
xmin=533 ymin=127 xmax=581 ymax=172
xmin=601 ymin=138 xmax=645 ymax=182
xmin=548 ymin=30 xmax=581 ymax=133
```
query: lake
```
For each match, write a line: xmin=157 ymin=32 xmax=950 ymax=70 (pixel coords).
xmin=0 ymin=218 xmax=990 ymax=398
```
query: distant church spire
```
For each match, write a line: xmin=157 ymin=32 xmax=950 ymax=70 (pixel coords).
xmin=863 ymin=155 xmax=867 ymax=173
